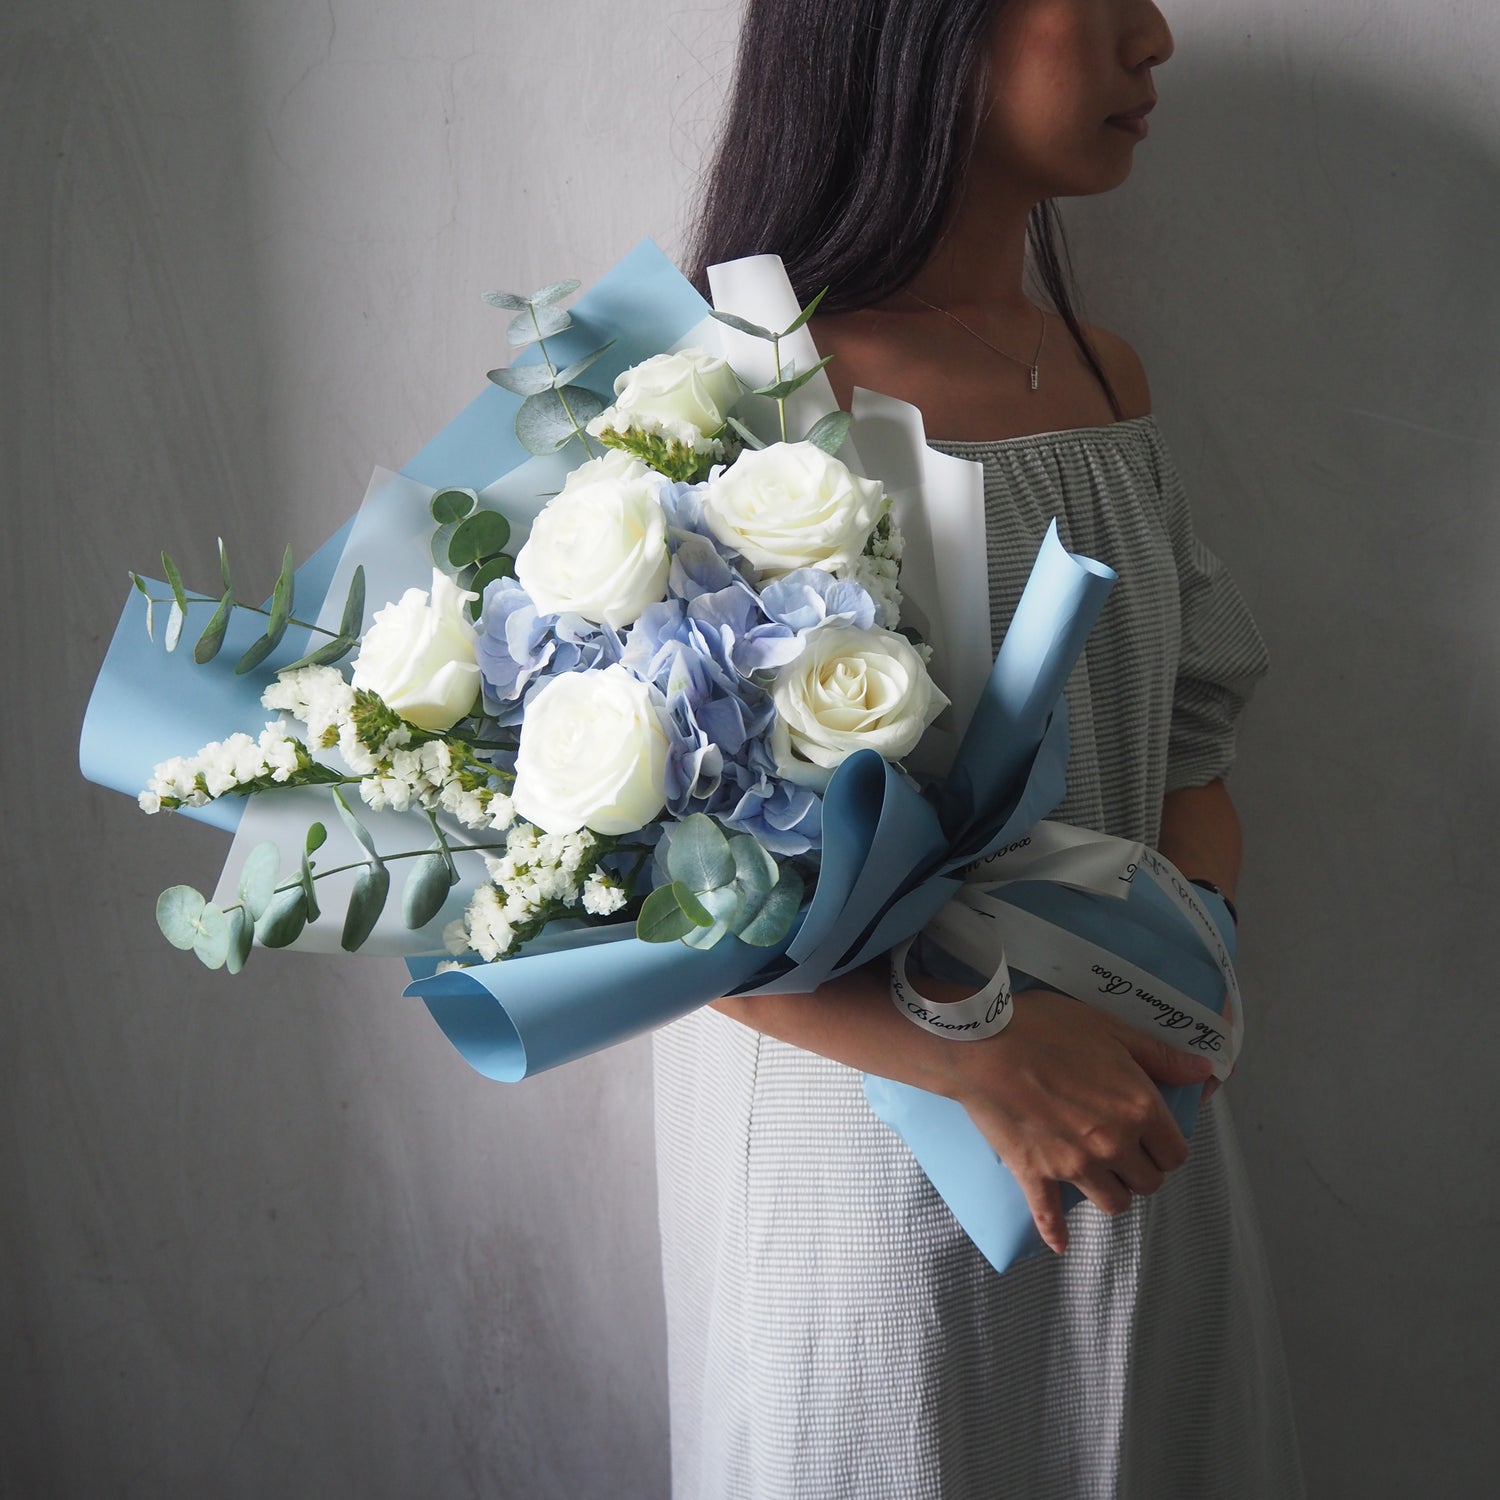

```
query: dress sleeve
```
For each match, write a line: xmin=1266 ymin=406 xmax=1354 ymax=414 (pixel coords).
xmin=1156 ymin=444 xmax=1271 ymax=793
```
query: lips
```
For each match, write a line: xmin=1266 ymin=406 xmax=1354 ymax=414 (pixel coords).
xmin=1107 ymin=99 xmax=1157 ymax=124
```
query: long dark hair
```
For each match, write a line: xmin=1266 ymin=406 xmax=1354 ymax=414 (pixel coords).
xmin=687 ymin=0 xmax=1123 ymax=419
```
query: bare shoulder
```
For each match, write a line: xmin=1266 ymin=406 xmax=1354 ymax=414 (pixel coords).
xmin=1077 ymin=322 xmax=1153 ymax=420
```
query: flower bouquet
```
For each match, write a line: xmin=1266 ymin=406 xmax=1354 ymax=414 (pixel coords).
xmin=82 ymin=242 xmax=1242 ymax=1272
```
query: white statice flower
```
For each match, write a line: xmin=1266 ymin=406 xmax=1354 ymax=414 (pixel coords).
xmin=846 ymin=553 xmax=903 ymax=629
xmin=434 ymin=959 xmax=472 ymax=974
xmin=442 ymin=919 xmax=471 ymax=957
xmin=140 ymin=722 xmax=304 ymax=811
xmin=582 ymin=869 xmax=628 ymax=917
xmin=460 ymin=884 xmax=517 ymax=963
xmin=585 ymin=347 xmax=742 ymax=456
xmin=262 ymin=664 xmax=356 ymax=749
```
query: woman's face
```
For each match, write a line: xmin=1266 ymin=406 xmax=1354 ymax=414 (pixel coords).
xmin=974 ymin=0 xmax=1175 ymax=199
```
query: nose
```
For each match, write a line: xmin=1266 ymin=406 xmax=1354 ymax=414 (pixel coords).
xmin=1127 ymin=1 xmax=1175 ymax=69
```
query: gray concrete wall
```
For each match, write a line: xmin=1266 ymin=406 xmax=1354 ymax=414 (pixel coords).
xmin=4 ymin=1 xmax=1495 ymax=1495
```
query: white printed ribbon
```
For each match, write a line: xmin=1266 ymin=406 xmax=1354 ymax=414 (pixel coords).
xmin=887 ymin=822 xmax=1241 ymax=1080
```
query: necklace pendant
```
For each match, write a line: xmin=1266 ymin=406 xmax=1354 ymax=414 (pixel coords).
xmin=1029 ymin=365 xmax=1039 ymax=392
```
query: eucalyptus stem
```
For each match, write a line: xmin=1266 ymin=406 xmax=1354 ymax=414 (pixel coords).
xmin=144 ymin=591 xmax=339 ymax=639
xmin=530 ymin=308 xmax=601 ymax=460
xmin=221 ymin=839 xmax=512 ymax=919
xmin=772 ymin=333 xmax=788 ymax=443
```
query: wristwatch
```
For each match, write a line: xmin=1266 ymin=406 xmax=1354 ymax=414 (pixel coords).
xmin=1188 ymin=878 xmax=1238 ymax=928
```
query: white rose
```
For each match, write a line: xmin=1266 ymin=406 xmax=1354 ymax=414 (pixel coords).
xmin=350 ymin=569 xmax=480 ymax=732
xmin=515 ymin=450 xmax=670 ymax=627
xmin=770 ymin=624 xmax=949 ymax=789
xmin=702 ymin=441 xmax=887 ymax=580
xmin=586 ymin=347 xmax=742 ymax=452
xmin=513 ymin=664 xmax=670 ymax=836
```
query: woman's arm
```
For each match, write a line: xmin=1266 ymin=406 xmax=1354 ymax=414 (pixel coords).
xmin=710 ymin=780 xmax=1242 ymax=1252
xmin=711 ymin=962 xmax=1214 ymax=1256
xmin=1159 ymin=777 xmax=1241 ymax=898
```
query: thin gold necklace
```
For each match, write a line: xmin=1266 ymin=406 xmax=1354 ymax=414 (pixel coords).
xmin=904 ymin=290 xmax=1048 ymax=392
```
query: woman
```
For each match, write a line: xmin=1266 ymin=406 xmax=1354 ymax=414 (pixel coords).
xmin=656 ymin=1 xmax=1304 ymax=1495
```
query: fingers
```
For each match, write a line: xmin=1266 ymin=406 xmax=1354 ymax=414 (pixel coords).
xmin=1119 ymin=1029 xmax=1217 ymax=1088
xmin=1020 ymin=1174 xmax=1069 ymax=1256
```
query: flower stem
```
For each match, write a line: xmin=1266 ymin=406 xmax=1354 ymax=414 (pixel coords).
xmin=530 ymin=309 xmax=600 ymax=460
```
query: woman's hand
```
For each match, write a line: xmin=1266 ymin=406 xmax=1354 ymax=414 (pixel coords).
xmin=928 ymin=983 xmax=1216 ymax=1255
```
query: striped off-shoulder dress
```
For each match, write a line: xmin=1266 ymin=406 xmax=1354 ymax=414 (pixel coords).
xmin=652 ymin=414 xmax=1304 ymax=1499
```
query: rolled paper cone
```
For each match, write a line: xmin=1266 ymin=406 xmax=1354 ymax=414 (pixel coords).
xmin=405 ymin=925 xmax=786 ymax=1081
xmin=940 ymin=519 xmax=1115 ymax=844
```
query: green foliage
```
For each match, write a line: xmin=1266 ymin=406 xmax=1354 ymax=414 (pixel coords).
xmin=164 ymin=601 xmax=186 ymax=653
xmin=305 ymin=822 xmax=327 ymax=854
xmin=236 ymin=842 xmax=281 ymax=921
xmin=225 ymin=908 xmax=253 ymax=974
xmin=338 ymin=566 xmax=366 ymax=640
xmin=637 ymin=882 xmax=713 ymax=943
xmin=709 ymin=310 xmax=775 ymax=341
xmin=667 ymin=814 xmax=736 ymax=896
xmin=194 ymin=590 xmax=234 ymax=664
xmin=332 ymin=787 xmax=380 ymax=861
xmin=782 ymin=285 xmax=829 ymax=337
xmin=255 ymin=886 xmax=308 ymax=948
xmin=448 ymin=509 xmax=511 ymax=568
xmin=736 ymin=863 xmax=804 ymax=947
xmin=725 ymin=416 xmax=766 ymax=452
xmin=529 ymin=278 xmax=580 ymax=308
xmin=430 ymin=488 xmax=478 ymax=526
xmin=341 ymin=865 xmax=390 ymax=951
xmin=402 ymin=851 xmax=457 ymax=930
xmin=641 ymin=817 xmax=805 ymax=949
xmin=751 ymin=354 xmax=835 ymax=402
xmin=516 ymin=386 xmax=606 ymax=455
xmin=553 ymin=341 xmax=615 ymax=389
xmin=155 ymin=886 xmax=232 ymax=968
xmin=467 ymin=554 xmax=515 ymax=602
xmin=804 ymin=410 xmax=852 ymax=457
xmin=161 ymin=552 xmax=189 ymax=614
xmin=157 ymin=886 xmax=207 ymax=950
xmin=217 ymin=536 xmax=232 ymax=592
xmin=481 ymin=289 xmax=528 ymax=311
xmin=507 ymin=303 xmax=572 ymax=349
xmin=597 ymin=426 xmax=712 ymax=483
xmin=487 ymin=361 xmax=557 ymax=397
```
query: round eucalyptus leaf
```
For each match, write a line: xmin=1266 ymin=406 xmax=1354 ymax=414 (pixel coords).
xmin=528 ymin=278 xmax=580 ymax=308
xmin=156 ymin=886 xmax=207 ymax=950
xmin=193 ymin=903 xmax=231 ymax=970
xmin=486 ymin=362 xmax=556 ymax=397
xmin=447 ymin=509 xmax=512 ymax=568
xmin=737 ymin=865 xmax=806 ymax=948
xmin=225 ymin=907 xmax=254 ymax=975
xmin=255 ymin=887 xmax=308 ymax=948
xmin=681 ymin=918 xmax=732 ymax=950
xmin=481 ymin=288 xmax=529 ymax=312
xmin=666 ymin=813 xmax=735 ymax=894
xmin=637 ymin=883 xmax=699 ymax=944
xmin=515 ymin=389 xmax=580 ymax=455
xmin=341 ymin=864 xmax=391 ymax=952
xmin=430 ymin=488 xmax=479 ymax=525
xmin=430 ymin=524 xmax=457 ymax=569
xmin=236 ymin=842 xmax=282 ymax=921
xmin=305 ymin=821 xmax=327 ymax=855
xmin=728 ymin=834 xmax=777 ymax=905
